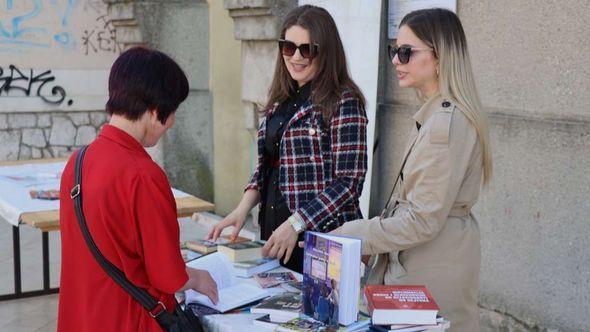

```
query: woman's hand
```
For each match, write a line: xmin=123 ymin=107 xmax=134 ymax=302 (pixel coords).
xmin=262 ymin=220 xmax=298 ymax=264
xmin=183 ymin=267 xmax=218 ymax=304
xmin=207 ymin=189 xmax=260 ymax=242
xmin=207 ymin=207 xmax=248 ymax=242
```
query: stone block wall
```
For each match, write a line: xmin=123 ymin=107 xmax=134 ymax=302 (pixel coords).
xmin=0 ymin=112 xmax=109 ymax=161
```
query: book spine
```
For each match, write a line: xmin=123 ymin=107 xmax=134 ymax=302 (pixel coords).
xmin=364 ymin=289 xmax=375 ymax=316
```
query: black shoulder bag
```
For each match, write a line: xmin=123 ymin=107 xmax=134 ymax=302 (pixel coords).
xmin=70 ymin=146 xmax=203 ymax=332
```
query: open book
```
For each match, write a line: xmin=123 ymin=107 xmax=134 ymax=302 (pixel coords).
xmin=184 ymin=252 xmax=269 ymax=312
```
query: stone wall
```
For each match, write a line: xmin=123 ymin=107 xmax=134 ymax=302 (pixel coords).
xmin=0 ymin=112 xmax=108 ymax=161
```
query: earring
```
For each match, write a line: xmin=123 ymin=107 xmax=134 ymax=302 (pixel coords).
xmin=436 ymin=67 xmax=439 ymax=76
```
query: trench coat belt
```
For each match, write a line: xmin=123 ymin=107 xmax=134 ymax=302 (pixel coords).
xmin=448 ymin=204 xmax=471 ymax=218
xmin=386 ymin=199 xmax=471 ymax=219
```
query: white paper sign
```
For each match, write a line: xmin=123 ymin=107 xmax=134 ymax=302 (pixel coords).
xmin=298 ymin=0 xmax=382 ymax=217
xmin=388 ymin=0 xmax=457 ymax=39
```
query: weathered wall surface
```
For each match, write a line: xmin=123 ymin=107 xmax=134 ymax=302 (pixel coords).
xmin=107 ymin=0 xmax=214 ymax=200
xmin=209 ymin=0 xmax=250 ymax=215
xmin=0 ymin=1 xmax=117 ymax=161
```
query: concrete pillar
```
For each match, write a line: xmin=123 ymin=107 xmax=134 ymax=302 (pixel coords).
xmin=104 ymin=0 xmax=214 ymax=201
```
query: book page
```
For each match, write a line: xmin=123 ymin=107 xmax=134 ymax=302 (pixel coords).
xmin=186 ymin=252 xmax=235 ymax=289
xmin=186 ymin=283 xmax=268 ymax=312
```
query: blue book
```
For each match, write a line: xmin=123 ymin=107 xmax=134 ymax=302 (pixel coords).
xmin=302 ymin=231 xmax=361 ymax=327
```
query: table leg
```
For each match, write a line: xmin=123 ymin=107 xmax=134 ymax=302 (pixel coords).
xmin=42 ymin=231 xmax=50 ymax=290
xmin=13 ymin=225 xmax=22 ymax=295
xmin=0 ymin=226 xmax=59 ymax=301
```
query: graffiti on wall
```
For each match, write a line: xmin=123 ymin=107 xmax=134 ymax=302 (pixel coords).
xmin=81 ymin=14 xmax=119 ymax=55
xmin=0 ymin=64 xmax=71 ymax=105
xmin=0 ymin=0 xmax=120 ymax=55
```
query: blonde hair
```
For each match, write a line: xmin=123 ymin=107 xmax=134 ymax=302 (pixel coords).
xmin=401 ymin=8 xmax=492 ymax=185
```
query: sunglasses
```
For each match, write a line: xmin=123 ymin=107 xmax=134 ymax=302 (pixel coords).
xmin=387 ymin=44 xmax=434 ymax=64
xmin=278 ymin=39 xmax=319 ymax=60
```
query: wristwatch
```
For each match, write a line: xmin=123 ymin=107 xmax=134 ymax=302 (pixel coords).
xmin=288 ymin=215 xmax=306 ymax=234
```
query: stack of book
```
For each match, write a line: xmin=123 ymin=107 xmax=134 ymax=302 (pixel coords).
xmin=365 ymin=285 xmax=449 ymax=331
xmin=217 ymin=240 xmax=265 ymax=262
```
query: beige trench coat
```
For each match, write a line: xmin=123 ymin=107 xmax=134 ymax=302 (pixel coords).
xmin=334 ymin=94 xmax=483 ymax=331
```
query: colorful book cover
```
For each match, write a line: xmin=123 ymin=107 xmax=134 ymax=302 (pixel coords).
xmin=254 ymin=271 xmax=298 ymax=288
xmin=302 ymin=232 xmax=343 ymax=327
xmin=276 ymin=317 xmax=326 ymax=332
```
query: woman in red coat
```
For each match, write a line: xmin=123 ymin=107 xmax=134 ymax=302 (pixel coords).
xmin=58 ymin=47 xmax=217 ymax=331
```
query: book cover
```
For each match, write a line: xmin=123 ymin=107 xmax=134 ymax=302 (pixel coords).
xmin=365 ymin=285 xmax=439 ymax=325
xmin=218 ymin=240 xmax=265 ymax=262
xmin=254 ymin=271 xmax=298 ymax=288
xmin=29 ymin=189 xmax=60 ymax=200
xmin=221 ymin=240 xmax=264 ymax=250
xmin=185 ymin=235 xmax=249 ymax=254
xmin=233 ymin=258 xmax=279 ymax=277
xmin=253 ymin=314 xmax=279 ymax=329
xmin=276 ymin=317 xmax=326 ymax=332
xmin=251 ymin=292 xmax=302 ymax=319
xmin=302 ymin=232 xmax=343 ymax=327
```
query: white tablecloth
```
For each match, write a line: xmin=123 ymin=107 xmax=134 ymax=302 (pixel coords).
xmin=0 ymin=160 xmax=189 ymax=227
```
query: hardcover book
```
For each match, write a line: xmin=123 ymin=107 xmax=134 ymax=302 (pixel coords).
xmin=302 ymin=231 xmax=361 ymax=326
xmin=365 ymin=285 xmax=439 ymax=325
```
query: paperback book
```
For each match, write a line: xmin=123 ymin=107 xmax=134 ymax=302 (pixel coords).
xmin=185 ymin=235 xmax=249 ymax=254
xmin=233 ymin=258 xmax=280 ymax=277
xmin=369 ymin=316 xmax=450 ymax=332
xmin=185 ymin=252 xmax=269 ymax=312
xmin=217 ymin=240 xmax=264 ymax=262
xmin=254 ymin=271 xmax=298 ymax=288
xmin=302 ymin=231 xmax=361 ymax=327
xmin=251 ymin=292 xmax=302 ymax=323
xmin=276 ymin=317 xmax=327 ymax=332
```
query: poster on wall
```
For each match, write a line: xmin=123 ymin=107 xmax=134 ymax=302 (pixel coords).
xmin=298 ymin=0 xmax=381 ymax=217
xmin=388 ymin=0 xmax=457 ymax=39
xmin=0 ymin=1 xmax=121 ymax=112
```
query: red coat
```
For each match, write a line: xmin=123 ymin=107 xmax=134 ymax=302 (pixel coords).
xmin=58 ymin=124 xmax=188 ymax=332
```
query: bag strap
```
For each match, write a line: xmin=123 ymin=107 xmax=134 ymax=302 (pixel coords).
xmin=380 ymin=125 xmax=420 ymax=218
xmin=70 ymin=146 xmax=168 ymax=319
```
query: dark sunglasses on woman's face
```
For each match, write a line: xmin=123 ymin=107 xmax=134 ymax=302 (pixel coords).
xmin=387 ymin=44 xmax=433 ymax=64
xmin=278 ymin=39 xmax=319 ymax=60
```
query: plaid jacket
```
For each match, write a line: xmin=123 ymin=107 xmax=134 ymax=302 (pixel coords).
xmin=246 ymin=90 xmax=368 ymax=232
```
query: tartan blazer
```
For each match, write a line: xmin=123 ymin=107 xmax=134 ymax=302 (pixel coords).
xmin=246 ymin=90 xmax=368 ymax=232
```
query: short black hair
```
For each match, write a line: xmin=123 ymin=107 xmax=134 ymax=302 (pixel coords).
xmin=106 ymin=47 xmax=189 ymax=124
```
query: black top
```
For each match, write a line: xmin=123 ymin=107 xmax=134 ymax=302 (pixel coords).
xmin=259 ymin=83 xmax=311 ymax=273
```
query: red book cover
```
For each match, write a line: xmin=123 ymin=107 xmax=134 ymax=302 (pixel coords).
xmin=364 ymin=285 xmax=439 ymax=325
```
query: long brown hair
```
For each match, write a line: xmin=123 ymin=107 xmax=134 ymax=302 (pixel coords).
xmin=265 ymin=5 xmax=365 ymax=122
